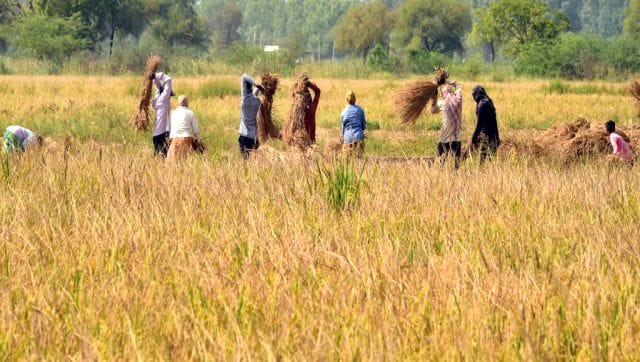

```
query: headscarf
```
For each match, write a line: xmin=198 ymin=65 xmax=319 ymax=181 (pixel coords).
xmin=472 ymin=85 xmax=493 ymax=106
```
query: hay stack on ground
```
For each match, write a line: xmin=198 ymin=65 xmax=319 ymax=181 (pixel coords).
xmin=131 ymin=54 xmax=161 ymax=131
xmin=257 ymin=72 xmax=281 ymax=144
xmin=629 ymin=80 xmax=640 ymax=119
xmin=501 ymin=117 xmax=640 ymax=161
xmin=394 ymin=68 xmax=449 ymax=124
xmin=283 ymin=73 xmax=312 ymax=149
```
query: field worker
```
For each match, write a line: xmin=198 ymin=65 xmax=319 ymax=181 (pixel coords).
xmin=605 ymin=120 xmax=634 ymax=164
xmin=341 ymin=90 xmax=367 ymax=158
xmin=298 ymin=76 xmax=321 ymax=143
xmin=437 ymin=81 xmax=463 ymax=168
xmin=3 ymin=125 xmax=43 ymax=153
xmin=167 ymin=95 xmax=200 ymax=162
xmin=470 ymin=85 xmax=500 ymax=161
xmin=238 ymin=73 xmax=265 ymax=159
xmin=151 ymin=71 xmax=174 ymax=158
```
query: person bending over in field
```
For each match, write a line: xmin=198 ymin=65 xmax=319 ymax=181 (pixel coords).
xmin=341 ymin=90 xmax=367 ymax=158
xmin=293 ymin=75 xmax=321 ymax=143
xmin=605 ymin=120 xmax=634 ymax=164
xmin=167 ymin=95 xmax=200 ymax=162
xmin=469 ymin=85 xmax=500 ymax=162
xmin=3 ymin=125 xmax=43 ymax=153
xmin=151 ymin=71 xmax=174 ymax=158
xmin=238 ymin=74 xmax=265 ymax=159
xmin=436 ymin=81 xmax=463 ymax=168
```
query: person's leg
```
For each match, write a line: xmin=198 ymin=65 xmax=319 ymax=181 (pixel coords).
xmin=452 ymin=141 xmax=462 ymax=168
xmin=437 ymin=142 xmax=446 ymax=157
xmin=153 ymin=134 xmax=168 ymax=158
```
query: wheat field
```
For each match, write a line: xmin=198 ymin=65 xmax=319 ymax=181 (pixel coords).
xmin=1 ymin=75 xmax=639 ymax=359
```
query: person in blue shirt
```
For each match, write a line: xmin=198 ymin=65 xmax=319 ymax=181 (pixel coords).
xmin=340 ymin=90 xmax=366 ymax=158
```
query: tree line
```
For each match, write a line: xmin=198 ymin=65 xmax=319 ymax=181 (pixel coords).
xmin=0 ymin=0 xmax=639 ymax=79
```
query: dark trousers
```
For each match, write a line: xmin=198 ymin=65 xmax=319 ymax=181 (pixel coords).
xmin=437 ymin=141 xmax=462 ymax=168
xmin=153 ymin=132 xmax=169 ymax=158
xmin=239 ymin=135 xmax=259 ymax=159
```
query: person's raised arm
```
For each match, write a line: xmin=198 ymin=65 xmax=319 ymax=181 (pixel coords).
xmin=308 ymin=82 xmax=321 ymax=107
xmin=155 ymin=72 xmax=172 ymax=104
xmin=242 ymin=74 xmax=256 ymax=98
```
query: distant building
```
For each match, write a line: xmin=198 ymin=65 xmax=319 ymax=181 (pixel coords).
xmin=264 ymin=45 xmax=280 ymax=52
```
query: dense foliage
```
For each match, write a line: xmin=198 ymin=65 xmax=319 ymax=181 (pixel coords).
xmin=0 ymin=0 xmax=637 ymax=79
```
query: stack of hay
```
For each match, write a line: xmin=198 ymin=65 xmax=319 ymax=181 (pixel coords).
xmin=629 ymin=80 xmax=640 ymax=119
xmin=501 ymin=117 xmax=640 ymax=161
xmin=394 ymin=68 xmax=449 ymax=124
xmin=257 ymin=72 xmax=281 ymax=144
xmin=131 ymin=54 xmax=161 ymax=131
xmin=283 ymin=73 xmax=312 ymax=150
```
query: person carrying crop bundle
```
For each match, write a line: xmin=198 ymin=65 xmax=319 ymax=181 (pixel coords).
xmin=341 ymin=90 xmax=367 ymax=158
xmin=238 ymin=74 xmax=265 ymax=159
xmin=469 ymin=85 xmax=500 ymax=161
xmin=605 ymin=120 xmax=634 ymax=164
xmin=436 ymin=81 xmax=463 ymax=168
xmin=151 ymin=71 xmax=174 ymax=158
xmin=167 ymin=95 xmax=200 ymax=162
xmin=295 ymin=76 xmax=321 ymax=143
xmin=3 ymin=125 xmax=43 ymax=153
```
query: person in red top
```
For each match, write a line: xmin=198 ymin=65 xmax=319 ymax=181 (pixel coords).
xmin=605 ymin=120 xmax=634 ymax=164
xmin=293 ymin=75 xmax=321 ymax=143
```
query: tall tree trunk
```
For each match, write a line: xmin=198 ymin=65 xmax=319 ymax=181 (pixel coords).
xmin=109 ymin=27 xmax=115 ymax=57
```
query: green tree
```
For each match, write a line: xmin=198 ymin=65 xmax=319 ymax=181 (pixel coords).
xmin=147 ymin=0 xmax=206 ymax=49
xmin=5 ymin=12 xmax=89 ymax=61
xmin=625 ymin=0 xmax=640 ymax=38
xmin=212 ymin=0 xmax=243 ymax=52
xmin=392 ymin=0 xmax=472 ymax=55
xmin=32 ymin=0 xmax=146 ymax=55
xmin=472 ymin=0 xmax=569 ymax=56
xmin=333 ymin=2 xmax=394 ymax=60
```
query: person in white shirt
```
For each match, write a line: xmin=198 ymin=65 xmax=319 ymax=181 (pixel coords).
xmin=151 ymin=71 xmax=174 ymax=158
xmin=3 ymin=125 xmax=43 ymax=153
xmin=167 ymin=95 xmax=200 ymax=161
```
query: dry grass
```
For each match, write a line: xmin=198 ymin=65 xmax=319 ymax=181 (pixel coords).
xmin=0 ymin=74 xmax=639 ymax=359
xmin=257 ymin=72 xmax=281 ymax=144
xmin=1 ymin=146 xmax=640 ymax=359
xmin=282 ymin=73 xmax=312 ymax=149
xmin=501 ymin=117 xmax=640 ymax=161
xmin=131 ymin=55 xmax=161 ymax=131
xmin=629 ymin=80 xmax=640 ymax=119
xmin=393 ymin=68 xmax=448 ymax=124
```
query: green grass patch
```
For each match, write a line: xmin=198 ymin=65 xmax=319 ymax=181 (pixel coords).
xmin=542 ymin=80 xmax=627 ymax=95
xmin=196 ymin=81 xmax=240 ymax=99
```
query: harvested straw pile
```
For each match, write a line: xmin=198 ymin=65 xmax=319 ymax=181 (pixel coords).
xmin=257 ymin=72 xmax=281 ymax=144
xmin=394 ymin=68 xmax=449 ymax=124
xmin=629 ymin=80 xmax=640 ymax=118
xmin=131 ymin=54 xmax=161 ymax=131
xmin=283 ymin=73 xmax=312 ymax=149
xmin=324 ymin=138 xmax=343 ymax=156
xmin=501 ymin=117 xmax=640 ymax=161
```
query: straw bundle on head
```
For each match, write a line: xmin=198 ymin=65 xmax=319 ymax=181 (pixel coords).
xmin=131 ymin=54 xmax=161 ymax=131
xmin=257 ymin=72 xmax=281 ymax=144
xmin=394 ymin=67 xmax=449 ymax=124
xmin=629 ymin=80 xmax=640 ymax=118
xmin=283 ymin=73 xmax=312 ymax=149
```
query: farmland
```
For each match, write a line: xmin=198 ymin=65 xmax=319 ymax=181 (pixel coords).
xmin=1 ymin=75 xmax=639 ymax=359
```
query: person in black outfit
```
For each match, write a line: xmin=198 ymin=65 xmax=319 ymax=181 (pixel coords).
xmin=469 ymin=85 xmax=500 ymax=161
